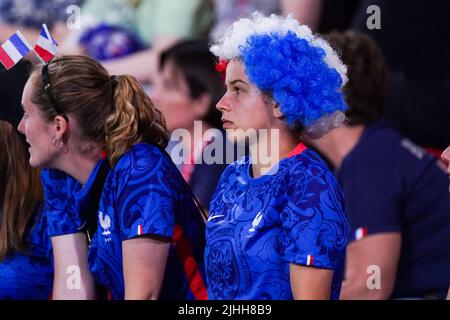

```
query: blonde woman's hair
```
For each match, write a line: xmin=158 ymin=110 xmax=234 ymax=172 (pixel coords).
xmin=32 ymin=55 xmax=169 ymax=166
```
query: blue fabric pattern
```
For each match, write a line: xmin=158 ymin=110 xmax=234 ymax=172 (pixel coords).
xmin=0 ymin=207 xmax=53 ymax=300
xmin=42 ymin=143 xmax=206 ymax=300
xmin=206 ymin=148 xmax=349 ymax=300
xmin=41 ymin=169 xmax=85 ymax=237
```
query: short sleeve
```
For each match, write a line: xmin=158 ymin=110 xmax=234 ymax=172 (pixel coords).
xmin=115 ymin=145 xmax=177 ymax=241
xmin=281 ymin=160 xmax=349 ymax=270
xmin=338 ymin=151 xmax=402 ymax=242
xmin=41 ymin=169 xmax=85 ymax=237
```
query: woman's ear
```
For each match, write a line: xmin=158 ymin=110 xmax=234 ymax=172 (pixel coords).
xmin=264 ymin=93 xmax=283 ymax=119
xmin=273 ymin=102 xmax=284 ymax=119
xmin=52 ymin=115 xmax=69 ymax=140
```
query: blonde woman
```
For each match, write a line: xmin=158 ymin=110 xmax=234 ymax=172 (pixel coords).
xmin=18 ymin=55 xmax=207 ymax=300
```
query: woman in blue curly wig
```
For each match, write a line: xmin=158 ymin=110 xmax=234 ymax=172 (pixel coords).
xmin=205 ymin=13 xmax=350 ymax=300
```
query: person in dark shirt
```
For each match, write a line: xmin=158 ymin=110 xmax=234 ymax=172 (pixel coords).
xmin=307 ymin=31 xmax=450 ymax=299
xmin=351 ymin=0 xmax=450 ymax=150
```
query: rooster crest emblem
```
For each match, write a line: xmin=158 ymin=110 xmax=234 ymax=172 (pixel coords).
xmin=99 ymin=211 xmax=111 ymax=236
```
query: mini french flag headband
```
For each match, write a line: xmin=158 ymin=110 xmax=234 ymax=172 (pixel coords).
xmin=34 ymin=24 xmax=58 ymax=63
xmin=0 ymin=31 xmax=33 ymax=70
xmin=0 ymin=24 xmax=66 ymax=121
xmin=42 ymin=61 xmax=67 ymax=121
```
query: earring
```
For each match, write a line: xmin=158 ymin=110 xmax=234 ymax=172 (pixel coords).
xmin=52 ymin=137 xmax=64 ymax=148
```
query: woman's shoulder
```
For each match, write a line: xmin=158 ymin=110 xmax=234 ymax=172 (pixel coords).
xmin=115 ymin=143 xmax=171 ymax=170
xmin=284 ymin=148 xmax=339 ymax=186
xmin=113 ymin=143 xmax=183 ymax=188
xmin=218 ymin=155 xmax=249 ymax=177
xmin=26 ymin=205 xmax=52 ymax=259
xmin=40 ymin=169 xmax=80 ymax=197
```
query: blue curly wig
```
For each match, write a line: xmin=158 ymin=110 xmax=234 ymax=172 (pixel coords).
xmin=240 ymin=31 xmax=347 ymax=127
xmin=211 ymin=13 xmax=348 ymax=136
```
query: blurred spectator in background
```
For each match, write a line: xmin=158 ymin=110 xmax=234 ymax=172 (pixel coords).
xmin=151 ymin=39 xmax=227 ymax=209
xmin=211 ymin=0 xmax=360 ymax=40
xmin=0 ymin=61 xmax=53 ymax=299
xmin=0 ymin=0 xmax=82 ymax=44
xmin=351 ymin=0 xmax=450 ymax=151
xmin=210 ymin=0 xmax=281 ymax=40
xmin=282 ymin=0 xmax=361 ymax=33
xmin=60 ymin=0 xmax=213 ymax=83
xmin=306 ymin=31 xmax=450 ymax=299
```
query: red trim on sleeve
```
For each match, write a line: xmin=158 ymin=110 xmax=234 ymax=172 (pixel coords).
xmin=173 ymin=224 xmax=208 ymax=300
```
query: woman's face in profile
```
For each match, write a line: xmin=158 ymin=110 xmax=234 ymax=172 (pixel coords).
xmin=18 ymin=74 xmax=57 ymax=168
xmin=151 ymin=60 xmax=197 ymax=132
xmin=216 ymin=59 xmax=279 ymax=144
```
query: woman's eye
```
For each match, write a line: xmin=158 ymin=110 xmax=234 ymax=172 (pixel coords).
xmin=232 ymin=87 xmax=242 ymax=94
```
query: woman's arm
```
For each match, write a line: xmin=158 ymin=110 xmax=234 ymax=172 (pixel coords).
xmin=122 ymin=237 xmax=171 ymax=300
xmin=51 ymin=233 xmax=96 ymax=299
xmin=290 ymin=264 xmax=334 ymax=299
xmin=340 ymin=233 xmax=401 ymax=300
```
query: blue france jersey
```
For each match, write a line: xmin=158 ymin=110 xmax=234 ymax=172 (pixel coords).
xmin=42 ymin=143 xmax=206 ymax=300
xmin=206 ymin=148 xmax=349 ymax=300
xmin=0 ymin=207 xmax=53 ymax=300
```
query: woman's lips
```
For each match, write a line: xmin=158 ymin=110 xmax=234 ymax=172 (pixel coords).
xmin=222 ymin=119 xmax=233 ymax=129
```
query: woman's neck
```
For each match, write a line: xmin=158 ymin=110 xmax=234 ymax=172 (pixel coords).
xmin=249 ymin=127 xmax=299 ymax=179
xmin=54 ymin=149 xmax=102 ymax=185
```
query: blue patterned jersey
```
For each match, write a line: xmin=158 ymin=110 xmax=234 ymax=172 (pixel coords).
xmin=0 ymin=207 xmax=53 ymax=300
xmin=42 ymin=143 xmax=206 ymax=300
xmin=205 ymin=148 xmax=349 ymax=300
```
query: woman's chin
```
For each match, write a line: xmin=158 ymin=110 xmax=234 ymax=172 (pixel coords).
xmin=28 ymin=154 xmax=43 ymax=168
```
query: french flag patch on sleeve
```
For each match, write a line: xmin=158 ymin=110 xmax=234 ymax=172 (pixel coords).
xmin=355 ymin=227 xmax=368 ymax=240
xmin=137 ymin=224 xmax=143 ymax=236
xmin=306 ymin=255 xmax=314 ymax=266
xmin=0 ymin=31 xmax=32 ymax=70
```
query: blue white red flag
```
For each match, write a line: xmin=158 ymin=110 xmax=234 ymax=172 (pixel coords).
xmin=0 ymin=31 xmax=33 ymax=70
xmin=34 ymin=24 xmax=58 ymax=63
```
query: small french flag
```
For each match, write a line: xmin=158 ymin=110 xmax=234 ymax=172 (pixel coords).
xmin=0 ymin=31 xmax=33 ymax=70
xmin=306 ymin=255 xmax=314 ymax=266
xmin=34 ymin=24 xmax=58 ymax=63
xmin=355 ymin=227 xmax=368 ymax=240
xmin=137 ymin=225 xmax=143 ymax=236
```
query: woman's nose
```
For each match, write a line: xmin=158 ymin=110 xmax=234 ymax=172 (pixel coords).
xmin=216 ymin=93 xmax=231 ymax=112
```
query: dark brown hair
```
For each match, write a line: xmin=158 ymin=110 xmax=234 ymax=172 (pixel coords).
xmin=31 ymin=55 xmax=169 ymax=165
xmin=0 ymin=121 xmax=43 ymax=260
xmin=327 ymin=31 xmax=388 ymax=126
xmin=160 ymin=39 xmax=225 ymax=129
